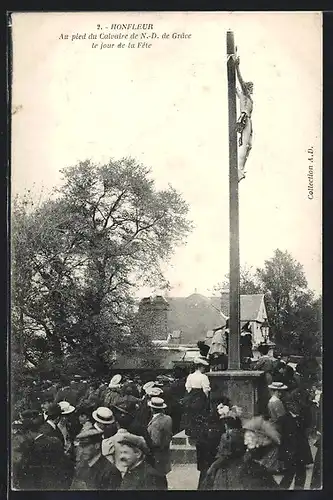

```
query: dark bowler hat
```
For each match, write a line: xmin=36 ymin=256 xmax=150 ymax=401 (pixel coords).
xmin=20 ymin=409 xmax=42 ymax=420
xmin=46 ymin=403 xmax=62 ymax=419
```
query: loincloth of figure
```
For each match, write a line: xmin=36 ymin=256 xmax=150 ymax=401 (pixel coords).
xmin=236 ymin=112 xmax=252 ymax=147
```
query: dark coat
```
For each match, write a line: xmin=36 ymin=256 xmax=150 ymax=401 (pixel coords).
xmin=211 ymin=455 xmax=246 ymax=490
xmin=207 ymin=445 xmax=279 ymax=491
xmin=277 ymin=412 xmax=313 ymax=467
xmin=71 ymin=455 xmax=121 ymax=490
xmin=38 ymin=421 xmax=65 ymax=447
xmin=182 ymin=388 xmax=209 ymax=440
xmin=147 ymin=413 xmax=173 ymax=475
xmin=164 ymin=379 xmax=185 ymax=435
xmin=26 ymin=431 xmax=73 ymax=489
xmin=240 ymin=333 xmax=253 ymax=359
xmin=196 ymin=417 xmax=225 ymax=472
xmin=237 ymin=453 xmax=281 ymax=490
xmin=119 ymin=460 xmax=167 ymax=490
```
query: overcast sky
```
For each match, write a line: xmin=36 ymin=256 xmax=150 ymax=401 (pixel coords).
xmin=11 ymin=11 xmax=322 ymax=298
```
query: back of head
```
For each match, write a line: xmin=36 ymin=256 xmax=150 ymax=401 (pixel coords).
xmin=76 ymin=404 xmax=94 ymax=419
xmin=46 ymin=403 xmax=62 ymax=420
xmin=20 ymin=410 xmax=44 ymax=432
xmin=258 ymin=344 xmax=269 ymax=356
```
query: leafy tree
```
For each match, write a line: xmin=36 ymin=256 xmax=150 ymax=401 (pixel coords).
xmin=288 ymin=294 xmax=322 ymax=356
xmin=11 ymin=157 xmax=192 ymax=381
xmin=256 ymin=249 xmax=309 ymax=345
xmin=214 ymin=264 xmax=262 ymax=295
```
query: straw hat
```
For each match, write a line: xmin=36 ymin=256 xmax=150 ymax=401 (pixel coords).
xmin=92 ymin=407 xmax=115 ymax=425
xmin=59 ymin=401 xmax=75 ymax=415
xmin=268 ymin=381 xmax=288 ymax=390
xmin=109 ymin=374 xmax=122 ymax=388
xmin=148 ymin=397 xmax=167 ymax=410
xmin=146 ymin=387 xmax=163 ymax=397
xmin=143 ymin=381 xmax=156 ymax=393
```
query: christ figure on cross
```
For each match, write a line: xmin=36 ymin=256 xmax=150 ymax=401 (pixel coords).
xmin=234 ymin=55 xmax=253 ymax=182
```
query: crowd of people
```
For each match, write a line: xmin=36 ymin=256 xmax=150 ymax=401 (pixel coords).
xmin=12 ymin=345 xmax=322 ymax=490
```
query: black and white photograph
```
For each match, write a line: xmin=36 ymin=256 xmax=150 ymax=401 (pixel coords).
xmin=10 ymin=11 xmax=322 ymax=491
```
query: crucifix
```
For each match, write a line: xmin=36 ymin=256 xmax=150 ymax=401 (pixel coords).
xmin=226 ymin=31 xmax=241 ymax=370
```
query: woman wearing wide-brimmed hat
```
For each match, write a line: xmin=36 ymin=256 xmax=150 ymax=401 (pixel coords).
xmin=267 ymin=382 xmax=288 ymax=423
xmin=204 ymin=416 xmax=281 ymax=490
xmin=239 ymin=416 xmax=281 ymax=489
xmin=103 ymin=374 xmax=123 ymax=408
xmin=203 ymin=404 xmax=244 ymax=490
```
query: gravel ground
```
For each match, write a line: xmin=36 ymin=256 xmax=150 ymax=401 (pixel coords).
xmin=167 ymin=457 xmax=316 ymax=490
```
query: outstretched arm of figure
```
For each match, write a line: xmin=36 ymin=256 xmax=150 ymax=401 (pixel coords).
xmin=234 ymin=57 xmax=249 ymax=96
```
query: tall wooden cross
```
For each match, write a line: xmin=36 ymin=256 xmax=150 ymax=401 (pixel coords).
xmin=226 ymin=31 xmax=241 ymax=370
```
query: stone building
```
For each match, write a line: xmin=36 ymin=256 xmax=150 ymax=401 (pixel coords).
xmin=137 ymin=292 xmax=269 ymax=346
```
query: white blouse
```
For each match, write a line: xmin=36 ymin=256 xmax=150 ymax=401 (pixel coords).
xmin=185 ymin=370 xmax=211 ymax=396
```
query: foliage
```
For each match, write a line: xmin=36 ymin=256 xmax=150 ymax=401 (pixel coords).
xmin=213 ymin=251 xmax=321 ymax=356
xmin=213 ymin=264 xmax=262 ymax=295
xmin=11 ymin=157 xmax=192 ymax=384
xmin=256 ymin=249 xmax=309 ymax=344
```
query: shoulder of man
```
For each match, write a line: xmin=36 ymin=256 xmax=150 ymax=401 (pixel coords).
xmin=99 ymin=455 xmax=121 ymax=473
xmin=142 ymin=461 xmax=162 ymax=477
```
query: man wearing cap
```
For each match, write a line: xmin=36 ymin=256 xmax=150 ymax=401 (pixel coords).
xmin=118 ymin=433 xmax=167 ymax=490
xmin=71 ymin=428 xmax=121 ymax=490
xmin=267 ymin=382 xmax=287 ymax=423
xmin=147 ymin=397 xmax=173 ymax=487
xmin=102 ymin=400 xmax=155 ymax=473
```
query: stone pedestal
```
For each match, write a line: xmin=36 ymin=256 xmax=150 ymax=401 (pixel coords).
xmin=207 ymin=370 xmax=266 ymax=419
